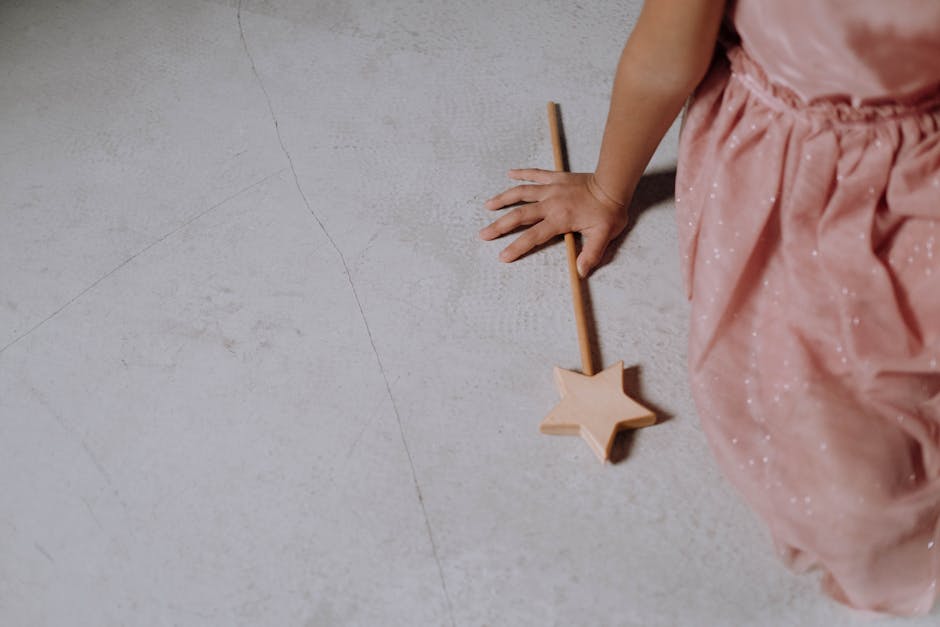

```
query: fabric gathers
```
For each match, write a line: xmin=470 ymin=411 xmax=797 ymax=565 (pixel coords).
xmin=676 ymin=35 xmax=940 ymax=616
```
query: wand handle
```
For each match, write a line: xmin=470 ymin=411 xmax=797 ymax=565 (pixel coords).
xmin=547 ymin=102 xmax=594 ymax=376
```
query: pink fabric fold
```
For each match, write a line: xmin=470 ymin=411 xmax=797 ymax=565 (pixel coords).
xmin=676 ymin=40 xmax=940 ymax=616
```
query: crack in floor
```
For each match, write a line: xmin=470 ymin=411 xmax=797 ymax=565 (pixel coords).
xmin=236 ymin=4 xmax=456 ymax=625
xmin=0 ymin=168 xmax=287 ymax=357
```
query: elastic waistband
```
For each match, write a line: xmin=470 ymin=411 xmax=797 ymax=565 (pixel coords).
xmin=725 ymin=45 xmax=940 ymax=125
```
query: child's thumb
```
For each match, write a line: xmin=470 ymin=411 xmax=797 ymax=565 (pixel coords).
xmin=576 ymin=254 xmax=591 ymax=279
xmin=576 ymin=229 xmax=611 ymax=278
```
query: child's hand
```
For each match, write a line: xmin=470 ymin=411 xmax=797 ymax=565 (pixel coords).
xmin=479 ymin=169 xmax=630 ymax=278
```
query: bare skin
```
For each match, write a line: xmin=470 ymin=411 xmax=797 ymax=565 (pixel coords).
xmin=480 ymin=0 xmax=726 ymax=278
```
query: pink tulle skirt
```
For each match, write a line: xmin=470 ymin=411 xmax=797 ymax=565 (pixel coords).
xmin=676 ymin=45 xmax=940 ymax=616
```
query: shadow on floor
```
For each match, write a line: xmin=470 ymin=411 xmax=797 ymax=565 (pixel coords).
xmin=607 ymin=364 xmax=675 ymax=464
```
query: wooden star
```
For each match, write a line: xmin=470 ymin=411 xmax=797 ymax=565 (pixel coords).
xmin=540 ymin=361 xmax=656 ymax=463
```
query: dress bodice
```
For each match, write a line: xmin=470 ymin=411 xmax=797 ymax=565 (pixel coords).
xmin=729 ymin=0 xmax=940 ymax=104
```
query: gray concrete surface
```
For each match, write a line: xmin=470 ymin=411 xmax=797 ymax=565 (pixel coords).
xmin=0 ymin=1 xmax=935 ymax=625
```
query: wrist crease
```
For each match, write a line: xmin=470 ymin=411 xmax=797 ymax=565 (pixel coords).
xmin=588 ymin=174 xmax=626 ymax=210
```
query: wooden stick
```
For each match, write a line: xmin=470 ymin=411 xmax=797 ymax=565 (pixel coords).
xmin=547 ymin=102 xmax=594 ymax=376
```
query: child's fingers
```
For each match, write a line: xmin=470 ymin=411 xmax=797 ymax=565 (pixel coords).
xmin=499 ymin=220 xmax=561 ymax=263
xmin=575 ymin=226 xmax=612 ymax=278
xmin=478 ymin=203 xmax=543 ymax=240
xmin=484 ymin=184 xmax=544 ymax=210
xmin=508 ymin=168 xmax=555 ymax=183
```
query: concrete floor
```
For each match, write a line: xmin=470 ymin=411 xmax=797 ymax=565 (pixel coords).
xmin=1 ymin=1 xmax=936 ymax=625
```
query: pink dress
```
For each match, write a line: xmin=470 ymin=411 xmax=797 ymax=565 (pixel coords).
xmin=676 ymin=0 xmax=940 ymax=616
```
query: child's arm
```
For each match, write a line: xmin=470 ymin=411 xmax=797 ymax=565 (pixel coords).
xmin=480 ymin=0 xmax=725 ymax=278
